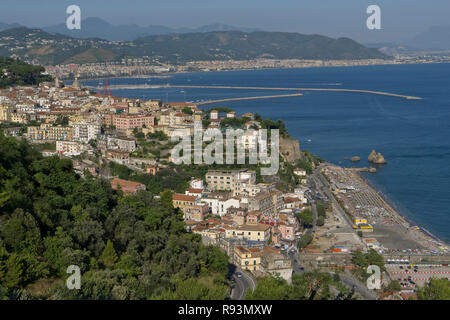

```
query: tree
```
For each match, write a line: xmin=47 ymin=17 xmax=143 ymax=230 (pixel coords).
xmin=100 ymin=240 xmax=118 ymax=269
xmin=416 ymin=279 xmax=450 ymax=300
xmin=2 ymin=253 xmax=25 ymax=289
xmin=43 ymin=227 xmax=74 ymax=276
xmin=160 ymin=189 xmax=173 ymax=209
xmin=245 ymin=276 xmax=288 ymax=300
xmin=181 ymin=107 xmax=193 ymax=115
xmin=296 ymin=209 xmax=313 ymax=227
xmin=88 ymin=139 xmax=97 ymax=149
xmin=157 ymin=278 xmax=227 ymax=300
xmin=297 ymin=234 xmax=313 ymax=249
xmin=386 ymin=280 xmax=401 ymax=293
xmin=317 ymin=216 xmax=324 ymax=226
xmin=0 ymin=134 xmax=230 ymax=299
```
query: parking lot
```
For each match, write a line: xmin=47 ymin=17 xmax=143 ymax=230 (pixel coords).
xmin=386 ymin=264 xmax=450 ymax=289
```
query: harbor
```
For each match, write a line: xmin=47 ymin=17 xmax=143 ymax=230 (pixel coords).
xmin=86 ymin=83 xmax=423 ymax=100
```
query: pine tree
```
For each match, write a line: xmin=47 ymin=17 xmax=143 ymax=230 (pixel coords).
xmin=99 ymin=240 xmax=118 ymax=269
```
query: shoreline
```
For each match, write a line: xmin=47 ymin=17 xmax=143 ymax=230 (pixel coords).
xmin=73 ymin=69 xmax=449 ymax=254
xmin=354 ymin=168 xmax=449 ymax=252
xmin=66 ymin=61 xmax=450 ymax=82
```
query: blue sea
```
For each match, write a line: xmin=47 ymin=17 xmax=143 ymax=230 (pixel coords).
xmin=84 ymin=63 xmax=450 ymax=242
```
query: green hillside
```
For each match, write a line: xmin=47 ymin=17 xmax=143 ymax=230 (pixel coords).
xmin=0 ymin=57 xmax=52 ymax=88
xmin=0 ymin=27 xmax=387 ymax=65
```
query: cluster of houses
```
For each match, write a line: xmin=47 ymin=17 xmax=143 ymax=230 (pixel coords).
xmin=0 ymin=79 xmax=269 ymax=167
xmin=171 ymin=169 xmax=310 ymax=282
xmin=0 ymin=79 xmax=314 ymax=282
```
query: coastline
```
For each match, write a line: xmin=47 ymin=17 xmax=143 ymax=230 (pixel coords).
xmin=65 ymin=61 xmax=450 ymax=82
xmin=355 ymin=168 xmax=449 ymax=252
xmin=71 ymin=67 xmax=449 ymax=253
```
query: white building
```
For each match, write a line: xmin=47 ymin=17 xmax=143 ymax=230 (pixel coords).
xmin=201 ymin=197 xmax=240 ymax=217
xmin=56 ymin=140 xmax=83 ymax=155
xmin=190 ymin=178 xmax=204 ymax=189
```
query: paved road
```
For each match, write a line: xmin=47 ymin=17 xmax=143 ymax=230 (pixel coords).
xmin=339 ymin=270 xmax=379 ymax=300
xmin=230 ymin=267 xmax=257 ymax=300
xmin=311 ymin=166 xmax=356 ymax=230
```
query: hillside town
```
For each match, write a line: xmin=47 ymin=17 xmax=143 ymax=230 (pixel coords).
xmin=0 ymin=78 xmax=312 ymax=282
xmin=1 ymin=77 xmax=449 ymax=300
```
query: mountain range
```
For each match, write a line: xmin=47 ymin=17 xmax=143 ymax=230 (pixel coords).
xmin=2 ymin=17 xmax=450 ymax=51
xmin=0 ymin=26 xmax=386 ymax=65
xmin=42 ymin=17 xmax=261 ymax=42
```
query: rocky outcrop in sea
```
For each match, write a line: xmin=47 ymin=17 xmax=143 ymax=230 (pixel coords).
xmin=368 ymin=149 xmax=387 ymax=164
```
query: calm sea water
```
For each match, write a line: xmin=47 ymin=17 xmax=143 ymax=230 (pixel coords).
xmin=84 ymin=64 xmax=450 ymax=242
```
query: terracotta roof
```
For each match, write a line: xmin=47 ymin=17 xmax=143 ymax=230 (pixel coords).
xmin=173 ymin=193 xmax=197 ymax=201
xmin=186 ymin=188 xmax=203 ymax=193
xmin=110 ymin=178 xmax=145 ymax=189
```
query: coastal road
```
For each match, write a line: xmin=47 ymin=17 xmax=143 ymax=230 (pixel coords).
xmin=312 ymin=166 xmax=354 ymax=229
xmin=291 ymin=251 xmax=377 ymax=300
xmin=339 ymin=270 xmax=379 ymax=300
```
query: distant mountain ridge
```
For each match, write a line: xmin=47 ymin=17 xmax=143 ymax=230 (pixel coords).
xmin=132 ymin=31 xmax=387 ymax=62
xmin=42 ymin=17 xmax=261 ymax=41
xmin=0 ymin=26 xmax=386 ymax=65
xmin=406 ymin=25 xmax=450 ymax=50
xmin=0 ymin=22 xmax=22 ymax=31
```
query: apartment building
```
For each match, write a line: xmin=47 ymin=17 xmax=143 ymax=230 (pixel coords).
xmin=234 ymin=246 xmax=261 ymax=272
xmin=206 ymin=169 xmax=256 ymax=192
xmin=27 ymin=125 xmax=73 ymax=141
xmin=201 ymin=194 xmax=240 ymax=217
xmin=248 ymin=192 xmax=275 ymax=217
xmin=105 ymin=149 xmax=130 ymax=164
xmin=73 ymin=123 xmax=100 ymax=142
xmin=113 ymin=114 xmax=154 ymax=130
xmin=107 ymin=136 xmax=137 ymax=152
xmin=260 ymin=247 xmax=293 ymax=283
xmin=234 ymin=182 xmax=276 ymax=197
xmin=172 ymin=193 xmax=208 ymax=221
xmin=56 ymin=140 xmax=83 ymax=155
xmin=224 ymin=223 xmax=271 ymax=244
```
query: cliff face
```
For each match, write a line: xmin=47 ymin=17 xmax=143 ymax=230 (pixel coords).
xmin=280 ymin=137 xmax=301 ymax=164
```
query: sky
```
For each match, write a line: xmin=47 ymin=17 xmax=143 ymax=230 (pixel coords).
xmin=1 ymin=0 xmax=450 ymax=43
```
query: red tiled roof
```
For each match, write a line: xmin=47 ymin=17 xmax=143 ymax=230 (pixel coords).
xmin=173 ymin=194 xmax=197 ymax=201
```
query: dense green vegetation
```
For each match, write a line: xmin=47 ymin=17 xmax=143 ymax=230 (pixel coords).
xmin=245 ymin=272 xmax=355 ymax=300
xmin=351 ymin=249 xmax=385 ymax=282
xmin=296 ymin=209 xmax=313 ymax=228
xmin=295 ymin=150 xmax=322 ymax=175
xmin=416 ymin=278 xmax=450 ymax=300
xmin=220 ymin=117 xmax=250 ymax=129
xmin=0 ymin=57 xmax=52 ymax=88
xmin=316 ymin=203 xmax=327 ymax=226
xmin=297 ymin=234 xmax=313 ymax=250
xmin=0 ymin=133 xmax=229 ymax=299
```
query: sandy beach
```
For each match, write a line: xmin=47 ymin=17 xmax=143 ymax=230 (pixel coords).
xmin=323 ymin=164 xmax=449 ymax=255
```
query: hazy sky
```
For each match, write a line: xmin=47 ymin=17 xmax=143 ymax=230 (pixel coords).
xmin=1 ymin=0 xmax=449 ymax=43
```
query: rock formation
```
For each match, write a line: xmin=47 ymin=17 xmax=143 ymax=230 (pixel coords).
xmin=280 ymin=137 xmax=301 ymax=164
xmin=351 ymin=156 xmax=360 ymax=162
xmin=368 ymin=149 xmax=387 ymax=164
